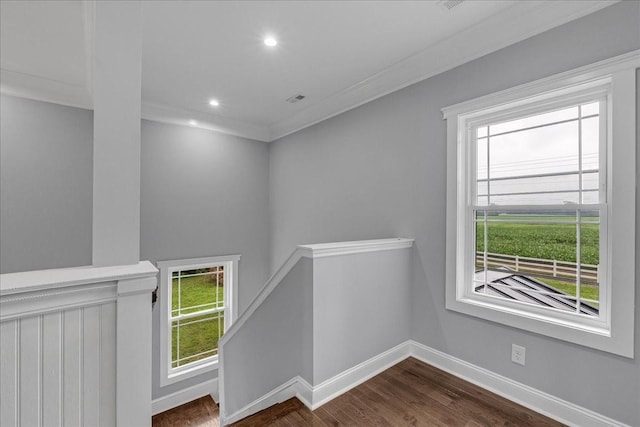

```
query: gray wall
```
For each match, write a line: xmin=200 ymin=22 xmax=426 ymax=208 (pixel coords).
xmin=221 ymin=257 xmax=313 ymax=416
xmin=139 ymin=119 xmax=271 ymax=400
xmin=0 ymin=95 xmax=93 ymax=274
xmin=269 ymin=2 xmax=640 ymax=424
xmin=313 ymin=248 xmax=412 ymax=384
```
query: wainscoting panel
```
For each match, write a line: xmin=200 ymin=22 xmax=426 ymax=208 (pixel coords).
xmin=42 ymin=311 xmax=63 ymax=425
xmin=0 ymin=302 xmax=117 ymax=426
xmin=1 ymin=320 xmax=18 ymax=426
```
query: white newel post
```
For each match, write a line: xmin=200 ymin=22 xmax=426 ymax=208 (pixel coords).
xmin=117 ymin=276 xmax=157 ymax=426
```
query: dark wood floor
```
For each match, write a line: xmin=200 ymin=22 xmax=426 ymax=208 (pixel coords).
xmin=154 ymin=357 xmax=565 ymax=427
xmin=152 ymin=396 xmax=220 ymax=427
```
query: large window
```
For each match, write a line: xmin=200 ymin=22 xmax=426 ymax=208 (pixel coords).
xmin=443 ymin=52 xmax=637 ymax=357
xmin=158 ymin=255 xmax=240 ymax=386
xmin=473 ymin=99 xmax=606 ymax=319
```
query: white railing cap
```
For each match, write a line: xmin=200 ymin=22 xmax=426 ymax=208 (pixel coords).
xmin=1 ymin=261 xmax=158 ymax=296
xmin=297 ymin=238 xmax=414 ymax=258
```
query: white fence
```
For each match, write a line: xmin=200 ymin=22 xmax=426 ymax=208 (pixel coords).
xmin=476 ymin=252 xmax=599 ymax=284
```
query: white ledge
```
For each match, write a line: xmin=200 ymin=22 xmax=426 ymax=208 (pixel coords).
xmin=297 ymin=238 xmax=414 ymax=258
xmin=0 ymin=261 xmax=158 ymax=296
xmin=220 ymin=238 xmax=414 ymax=349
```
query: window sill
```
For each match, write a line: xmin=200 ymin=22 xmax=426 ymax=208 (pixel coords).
xmin=445 ymin=287 xmax=631 ymax=357
xmin=162 ymin=357 xmax=219 ymax=387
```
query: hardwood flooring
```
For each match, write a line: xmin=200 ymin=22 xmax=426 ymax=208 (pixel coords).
xmin=153 ymin=357 xmax=565 ymax=426
xmin=152 ymin=396 xmax=220 ymax=427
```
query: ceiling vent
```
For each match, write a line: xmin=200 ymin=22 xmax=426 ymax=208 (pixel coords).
xmin=437 ymin=0 xmax=465 ymax=11
xmin=286 ymin=94 xmax=306 ymax=103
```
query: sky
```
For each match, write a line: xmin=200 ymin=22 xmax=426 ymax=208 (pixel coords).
xmin=474 ymin=101 xmax=601 ymax=206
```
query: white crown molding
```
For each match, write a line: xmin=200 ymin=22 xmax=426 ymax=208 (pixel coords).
xmin=82 ymin=0 xmax=95 ymax=97
xmin=268 ymin=0 xmax=618 ymax=141
xmin=1 ymin=1 xmax=619 ymax=142
xmin=0 ymin=1 xmax=95 ymax=110
xmin=0 ymin=68 xmax=92 ymax=110
xmin=141 ymin=101 xmax=272 ymax=142
xmin=135 ymin=1 xmax=618 ymax=143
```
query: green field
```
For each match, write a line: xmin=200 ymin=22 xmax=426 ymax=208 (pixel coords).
xmin=171 ymin=274 xmax=225 ymax=368
xmin=476 ymin=215 xmax=599 ymax=265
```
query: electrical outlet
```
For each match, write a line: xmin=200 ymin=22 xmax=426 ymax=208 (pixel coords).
xmin=511 ymin=344 xmax=526 ymax=366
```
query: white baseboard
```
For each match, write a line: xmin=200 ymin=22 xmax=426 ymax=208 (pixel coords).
xmin=221 ymin=377 xmax=300 ymax=426
xmin=220 ymin=339 xmax=629 ymax=427
xmin=295 ymin=376 xmax=314 ymax=409
xmin=408 ymin=340 xmax=630 ymax=427
xmin=309 ymin=341 xmax=412 ymax=409
xmin=220 ymin=341 xmax=411 ymax=425
xmin=152 ymin=378 xmax=218 ymax=416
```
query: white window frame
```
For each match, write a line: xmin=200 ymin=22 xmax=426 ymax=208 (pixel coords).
xmin=157 ymin=255 xmax=240 ymax=386
xmin=443 ymin=51 xmax=638 ymax=358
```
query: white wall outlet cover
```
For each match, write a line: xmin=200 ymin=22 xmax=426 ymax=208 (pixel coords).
xmin=511 ymin=344 xmax=526 ymax=366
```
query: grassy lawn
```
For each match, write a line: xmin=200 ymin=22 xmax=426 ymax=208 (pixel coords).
xmin=171 ymin=274 xmax=225 ymax=368
xmin=542 ymin=278 xmax=599 ymax=303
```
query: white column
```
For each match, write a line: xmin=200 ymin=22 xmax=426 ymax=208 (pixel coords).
xmin=117 ymin=275 xmax=157 ymax=427
xmin=92 ymin=0 xmax=143 ymax=267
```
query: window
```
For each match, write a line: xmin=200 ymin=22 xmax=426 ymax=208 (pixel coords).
xmin=443 ymin=52 xmax=637 ymax=357
xmin=158 ymin=255 xmax=240 ymax=386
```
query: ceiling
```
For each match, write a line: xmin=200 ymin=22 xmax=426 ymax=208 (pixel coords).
xmin=1 ymin=0 xmax=618 ymax=142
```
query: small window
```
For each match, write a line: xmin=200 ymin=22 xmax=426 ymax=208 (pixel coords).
xmin=443 ymin=53 xmax=637 ymax=357
xmin=158 ymin=255 xmax=240 ymax=386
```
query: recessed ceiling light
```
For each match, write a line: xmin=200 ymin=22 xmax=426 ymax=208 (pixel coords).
xmin=209 ymin=99 xmax=220 ymax=107
xmin=189 ymin=120 xmax=197 ymax=126
xmin=264 ymin=37 xmax=277 ymax=47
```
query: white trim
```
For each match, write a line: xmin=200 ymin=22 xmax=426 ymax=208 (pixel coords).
xmin=298 ymin=238 xmax=414 ymax=259
xmin=152 ymin=378 xmax=218 ymax=416
xmin=268 ymin=1 xmax=618 ymax=141
xmin=294 ymin=377 xmax=314 ymax=409
xmin=220 ymin=342 xmax=411 ymax=425
xmin=409 ymin=341 xmax=630 ymax=427
xmin=136 ymin=3 xmax=620 ymax=143
xmin=142 ymin=102 xmax=272 ymax=142
xmin=219 ymin=249 xmax=304 ymax=348
xmin=221 ymin=377 xmax=301 ymax=426
xmin=0 ymin=261 xmax=158 ymax=295
xmin=2 ymin=3 xmax=619 ymax=143
xmin=0 ymin=68 xmax=93 ymax=110
xmin=221 ymin=340 xmax=629 ymax=427
xmin=308 ymin=341 xmax=411 ymax=410
xmin=0 ymin=281 xmax=116 ymax=321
